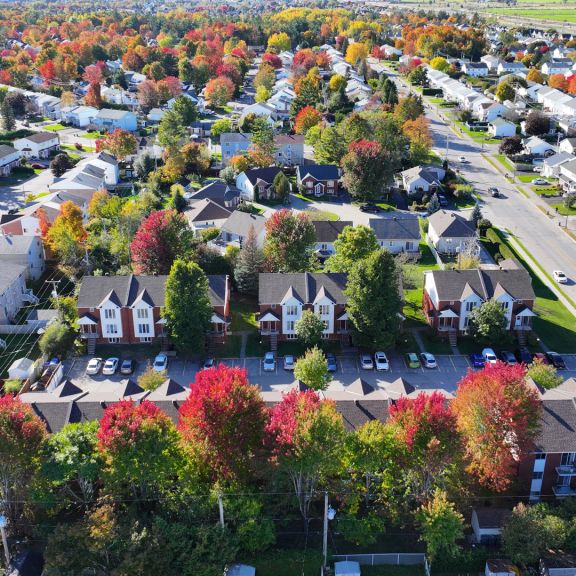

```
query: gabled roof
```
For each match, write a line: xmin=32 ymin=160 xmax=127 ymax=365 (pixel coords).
xmin=0 ymin=234 xmax=38 ymax=255
xmin=147 ymin=378 xmax=188 ymax=401
xmin=472 ymin=507 xmax=511 ymax=529
xmin=242 ymin=166 xmax=283 ymax=186
xmin=313 ymin=220 xmax=352 ymax=243
xmin=184 ymin=198 xmax=231 ymax=223
xmin=260 ymin=273 xmax=347 ymax=305
xmin=189 ymin=180 xmax=241 ymax=207
xmin=17 ymin=132 xmax=58 ymax=144
xmin=220 ymin=211 xmax=266 ymax=238
xmin=0 ymin=144 xmax=18 ymax=160
xmin=369 ymin=216 xmax=421 ymax=241
xmin=95 ymin=108 xmax=133 ymax=120
xmin=535 ymin=399 xmax=576 ymax=452
xmin=296 ymin=164 xmax=340 ymax=181
xmin=428 ymin=210 xmax=476 ymax=238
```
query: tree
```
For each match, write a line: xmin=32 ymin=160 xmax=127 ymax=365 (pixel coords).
xmin=394 ymin=94 xmax=425 ymax=122
xmin=254 ymin=64 xmax=276 ymax=92
xmin=250 ymin=115 xmax=276 ymax=159
xmin=235 ymin=225 xmax=264 ymax=296
xmin=527 ymin=67 xmax=544 ymax=83
xmin=549 ymin=73 xmax=568 ymax=92
xmin=164 ymin=260 xmax=212 ymax=354
xmin=181 ymin=142 xmax=211 ymax=174
xmin=172 ymin=95 xmax=198 ymax=125
xmin=325 ymin=225 xmax=379 ymax=273
xmin=452 ymin=363 xmax=540 ymax=491
xmin=341 ymin=140 xmax=391 ymax=201
xmin=267 ymin=32 xmax=291 ymax=53
xmin=137 ymin=79 xmax=160 ymax=111
xmin=167 ymin=184 xmax=187 ymax=213
xmin=407 ymin=66 xmax=428 ymax=86
xmin=471 ymin=204 xmax=482 ymax=228
xmin=205 ymin=76 xmax=235 ymax=108
xmin=416 ymin=490 xmax=464 ymax=563
xmin=329 ymin=74 xmax=347 ymax=92
xmin=294 ymin=105 xmax=323 ymax=135
xmin=495 ymin=81 xmax=515 ymax=103
xmin=403 ymin=116 xmax=433 ymax=165
xmin=97 ymin=400 xmax=182 ymax=498
xmin=266 ymin=390 xmax=346 ymax=525
xmin=4 ymin=91 xmax=27 ymax=116
xmin=295 ymin=310 xmax=326 ymax=346
xmin=46 ymin=201 xmax=87 ymax=266
xmin=525 ymin=110 xmax=550 ymax=136
xmin=39 ymin=320 xmax=76 ymax=358
xmin=380 ymin=77 xmax=399 ymax=107
xmin=97 ymin=129 xmax=137 ymax=160
xmin=0 ymin=98 xmax=15 ymax=131
xmin=179 ymin=364 xmax=267 ymax=484
xmin=499 ymin=136 xmax=523 ymax=156
xmin=345 ymin=250 xmax=402 ymax=349
xmin=255 ymin=85 xmax=271 ymax=103
xmin=503 ymin=503 xmax=567 ymax=566
xmin=294 ymin=347 xmax=331 ymax=391
xmin=526 ymin=361 xmax=563 ymax=389
xmin=272 ymin=171 xmax=291 ymax=202
xmin=134 ymin=152 xmax=155 ymax=179
xmin=51 ymin=153 xmax=73 ymax=177
xmin=468 ymin=299 xmax=509 ymax=345
xmin=0 ymin=396 xmax=47 ymax=526
xmin=138 ymin=365 xmax=168 ymax=391
xmin=430 ymin=57 xmax=450 ymax=73
xmin=211 ymin=118 xmax=232 ymax=139
xmin=264 ymin=209 xmax=316 ymax=272
xmin=130 ymin=210 xmax=193 ymax=275
xmin=314 ymin=126 xmax=348 ymax=165
xmin=428 ymin=194 xmax=440 ymax=214
xmin=43 ymin=422 xmax=101 ymax=505
xmin=158 ymin=109 xmax=187 ymax=151
xmin=345 ymin=43 xmax=369 ymax=66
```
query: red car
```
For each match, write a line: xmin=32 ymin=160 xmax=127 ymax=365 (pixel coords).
xmin=533 ymin=352 xmax=550 ymax=365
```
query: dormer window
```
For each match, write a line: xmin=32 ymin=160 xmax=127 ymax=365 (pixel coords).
xmin=286 ymin=305 xmax=298 ymax=316
xmin=318 ymin=304 xmax=330 ymax=315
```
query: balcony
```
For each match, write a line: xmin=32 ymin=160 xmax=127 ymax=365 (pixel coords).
xmin=553 ymin=484 xmax=576 ymax=497
xmin=260 ymin=329 xmax=279 ymax=336
xmin=556 ymin=465 xmax=576 ymax=476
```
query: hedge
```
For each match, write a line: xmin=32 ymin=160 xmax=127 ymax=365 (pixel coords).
xmin=485 ymin=227 xmax=515 ymax=260
xmin=0 ymin=128 xmax=35 ymax=142
xmin=422 ymin=88 xmax=443 ymax=96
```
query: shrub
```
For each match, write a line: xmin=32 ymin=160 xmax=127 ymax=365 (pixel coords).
xmin=200 ymin=227 xmax=220 ymax=242
xmin=138 ymin=365 xmax=167 ymax=391
xmin=3 ymin=379 xmax=22 ymax=394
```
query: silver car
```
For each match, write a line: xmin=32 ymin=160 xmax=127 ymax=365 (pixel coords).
xmin=263 ymin=352 xmax=276 ymax=372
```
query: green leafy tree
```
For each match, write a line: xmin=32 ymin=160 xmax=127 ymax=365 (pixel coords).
xmin=526 ymin=361 xmax=563 ymax=389
xmin=468 ymin=299 xmax=509 ymax=345
xmin=211 ymin=118 xmax=233 ymax=140
xmin=295 ymin=310 xmax=326 ymax=346
xmin=235 ymin=225 xmax=264 ymax=296
xmin=394 ymin=94 xmax=425 ymax=122
xmin=138 ymin=365 xmax=168 ymax=391
xmin=314 ymin=126 xmax=348 ymax=165
xmin=167 ymin=184 xmax=187 ymax=213
xmin=165 ymin=260 xmax=212 ymax=354
xmin=158 ymin=109 xmax=187 ymax=151
xmin=0 ymin=98 xmax=15 ymax=131
xmin=294 ymin=347 xmax=331 ymax=391
xmin=272 ymin=171 xmax=291 ymax=201
xmin=345 ymin=250 xmax=402 ymax=349
xmin=39 ymin=320 xmax=76 ymax=358
xmin=325 ymin=225 xmax=379 ymax=273
xmin=496 ymin=81 xmax=515 ymax=103
xmin=51 ymin=153 xmax=73 ymax=177
xmin=172 ymin=95 xmax=198 ymax=125
xmin=250 ymin=115 xmax=276 ymax=158
xmin=407 ymin=66 xmax=428 ymax=86
xmin=380 ymin=77 xmax=399 ymax=106
xmin=416 ymin=490 xmax=464 ymax=563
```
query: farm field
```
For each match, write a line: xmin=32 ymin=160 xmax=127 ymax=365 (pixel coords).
xmin=486 ymin=7 xmax=576 ymax=21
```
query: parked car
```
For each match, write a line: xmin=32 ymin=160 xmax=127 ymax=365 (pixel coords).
xmin=86 ymin=357 xmax=103 ymax=375
xmin=374 ymin=351 xmax=389 ymax=371
xmin=469 ymin=353 xmax=485 ymax=368
xmin=438 ymin=194 xmax=449 ymax=207
xmin=499 ymin=351 xmax=517 ymax=365
xmin=546 ymin=351 xmax=566 ymax=369
xmin=360 ymin=353 xmax=374 ymax=370
xmin=102 ymin=357 xmax=119 ymax=375
xmin=405 ymin=352 xmax=421 ymax=369
xmin=532 ymin=178 xmax=548 ymax=186
xmin=458 ymin=155 xmax=468 ymax=163
xmin=153 ymin=353 xmax=168 ymax=372
xmin=359 ymin=203 xmax=380 ymax=213
xmin=533 ymin=352 xmax=550 ymax=365
xmin=283 ymin=355 xmax=295 ymax=371
xmin=420 ymin=352 xmax=437 ymax=369
xmin=30 ymin=163 xmax=44 ymax=169
xmin=533 ymin=166 xmax=543 ymax=173
xmin=489 ymin=187 xmax=500 ymax=198
xmin=326 ymin=352 xmax=337 ymax=373
xmin=482 ymin=348 xmax=498 ymax=364
xmin=515 ymin=349 xmax=533 ymax=365
xmin=202 ymin=358 xmax=215 ymax=370
xmin=120 ymin=359 xmax=135 ymax=375
xmin=553 ymin=270 xmax=568 ymax=284
xmin=263 ymin=352 xmax=276 ymax=372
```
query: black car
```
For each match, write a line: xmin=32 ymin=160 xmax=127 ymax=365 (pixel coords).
xmin=438 ymin=194 xmax=449 ymax=207
xmin=359 ymin=203 xmax=380 ymax=213
xmin=546 ymin=352 xmax=566 ymax=369
xmin=489 ymin=187 xmax=500 ymax=198
xmin=515 ymin=348 xmax=533 ymax=365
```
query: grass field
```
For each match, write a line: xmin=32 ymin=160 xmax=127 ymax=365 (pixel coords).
xmin=44 ymin=123 xmax=67 ymax=131
xmin=230 ymin=298 xmax=258 ymax=332
xmin=487 ymin=7 xmax=576 ymax=21
xmin=303 ymin=209 xmax=339 ymax=221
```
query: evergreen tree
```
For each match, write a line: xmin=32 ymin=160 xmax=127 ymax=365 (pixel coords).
xmin=428 ymin=193 xmax=440 ymax=214
xmin=235 ymin=225 xmax=264 ymax=296
xmin=314 ymin=126 xmax=347 ymax=165
xmin=471 ymin=204 xmax=482 ymax=228
xmin=1 ymin=99 xmax=15 ymax=131
xmin=272 ymin=171 xmax=291 ymax=202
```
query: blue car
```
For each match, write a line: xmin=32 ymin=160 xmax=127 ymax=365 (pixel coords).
xmin=469 ymin=353 xmax=485 ymax=368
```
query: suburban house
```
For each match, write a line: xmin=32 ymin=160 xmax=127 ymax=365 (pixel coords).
xmin=312 ymin=220 xmax=353 ymax=260
xmin=427 ymin=210 xmax=477 ymax=255
xmin=60 ymin=106 xmax=97 ymax=128
xmin=369 ymin=216 xmax=421 ymax=255
xmin=236 ymin=167 xmax=284 ymax=201
xmin=0 ymin=234 xmax=45 ymax=281
xmin=239 ymin=102 xmax=276 ymax=124
xmin=471 ymin=508 xmax=511 ymax=545
xmin=87 ymin=152 xmax=120 ymax=186
xmin=275 ymin=134 xmax=305 ymax=166
xmin=400 ymin=164 xmax=446 ymax=197
xmin=183 ymin=199 xmax=232 ymax=235
xmin=489 ymin=118 xmax=516 ymax=139
xmin=296 ymin=164 xmax=340 ymax=197
xmin=188 ymin=180 xmax=241 ymax=209
xmin=0 ymin=262 xmax=38 ymax=323
xmin=258 ymin=272 xmax=349 ymax=343
xmin=559 ymin=138 xmax=576 ymax=155
xmin=77 ymin=274 xmax=231 ymax=346
xmin=542 ymin=152 xmax=575 ymax=178
xmin=92 ymin=109 xmax=138 ymax=132
xmin=477 ymin=102 xmax=508 ymax=123
xmin=462 ymin=62 xmax=489 ymax=77
xmin=13 ymin=132 xmax=59 ymax=159
xmin=542 ymin=60 xmax=573 ymax=75
xmin=480 ymin=54 xmax=500 ymax=72
xmin=0 ymin=145 xmax=21 ymax=176
xmin=496 ymin=61 xmax=527 ymax=75
xmin=559 ymin=158 xmax=576 ymax=192
xmin=523 ymin=136 xmax=556 ymax=157
xmin=147 ymin=108 xmax=165 ymax=123
xmin=211 ymin=212 xmax=267 ymax=252
xmin=220 ymin=132 xmax=251 ymax=165
xmin=423 ymin=268 xmax=536 ymax=337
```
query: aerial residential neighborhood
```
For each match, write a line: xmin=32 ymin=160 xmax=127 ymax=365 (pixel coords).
xmin=3 ymin=1 xmax=576 ymax=575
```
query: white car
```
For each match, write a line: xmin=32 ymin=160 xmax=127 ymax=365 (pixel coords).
xmin=533 ymin=166 xmax=542 ymax=173
xmin=374 ymin=351 xmax=389 ymax=371
xmin=102 ymin=357 xmax=119 ymax=375
xmin=553 ymin=270 xmax=568 ymax=284
xmin=482 ymin=348 xmax=498 ymax=364
xmin=86 ymin=357 xmax=103 ymax=375
xmin=532 ymin=178 xmax=548 ymax=186
xmin=263 ymin=352 xmax=276 ymax=372
xmin=420 ymin=352 xmax=437 ymax=369
xmin=283 ymin=355 xmax=295 ymax=371
xmin=458 ymin=155 xmax=468 ymax=163
xmin=360 ymin=353 xmax=374 ymax=370
xmin=153 ymin=353 xmax=168 ymax=372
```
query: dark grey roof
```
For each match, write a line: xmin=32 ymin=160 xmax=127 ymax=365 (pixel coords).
xmin=542 ymin=552 xmax=576 ymax=569
xmin=259 ymin=272 xmax=347 ymax=305
xmin=335 ymin=400 xmax=389 ymax=431
xmin=535 ymin=399 xmax=576 ymax=452
xmin=53 ymin=380 xmax=84 ymax=398
xmin=185 ymin=198 xmax=231 ymax=223
xmin=221 ymin=211 xmax=266 ymax=238
xmin=244 ymin=166 xmax=283 ymax=186
xmin=77 ymin=274 xmax=227 ymax=308
xmin=20 ymin=132 xmax=58 ymax=144
xmin=296 ymin=164 xmax=340 ymax=181
xmin=0 ymin=144 xmax=17 ymax=160
xmin=190 ymin=180 xmax=241 ymax=207
xmin=473 ymin=508 xmax=511 ymax=529
xmin=429 ymin=269 xmax=535 ymax=302
xmin=313 ymin=221 xmax=352 ymax=243
xmin=30 ymin=401 xmax=74 ymax=433
xmin=369 ymin=216 xmax=421 ymax=241
xmin=7 ymin=549 xmax=44 ymax=576
xmin=429 ymin=210 xmax=476 ymax=238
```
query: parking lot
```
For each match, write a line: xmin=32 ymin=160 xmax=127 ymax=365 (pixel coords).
xmin=65 ymin=353 xmax=576 ymax=396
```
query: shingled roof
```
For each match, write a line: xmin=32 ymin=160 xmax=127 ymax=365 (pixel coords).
xmin=428 ymin=210 xmax=476 ymax=238
xmin=369 ymin=216 xmax=421 ymax=241
xmin=259 ymin=272 xmax=347 ymax=305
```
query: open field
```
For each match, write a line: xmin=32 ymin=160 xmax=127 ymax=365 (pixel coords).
xmin=485 ymin=7 xmax=576 ymax=21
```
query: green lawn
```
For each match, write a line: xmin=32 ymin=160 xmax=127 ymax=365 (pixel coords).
xmin=303 ymin=209 xmax=340 ymax=221
xmin=245 ymin=334 xmax=267 ymax=357
xmin=494 ymin=154 xmax=514 ymax=171
xmin=455 ymin=121 xmax=500 ymax=144
xmin=44 ymin=123 xmax=67 ymax=131
xmin=241 ymin=550 xmax=322 ymax=576
xmin=291 ymin=192 xmax=314 ymax=203
xmin=376 ymin=202 xmax=397 ymax=211
xmin=487 ymin=7 xmax=576 ymax=21
xmin=82 ymin=132 xmax=101 ymax=139
xmin=230 ymin=298 xmax=258 ymax=332
xmin=419 ymin=329 xmax=453 ymax=354
xmin=550 ymin=203 xmax=576 ymax=216
xmin=214 ymin=335 xmax=242 ymax=358
xmin=0 ymin=334 xmax=41 ymax=379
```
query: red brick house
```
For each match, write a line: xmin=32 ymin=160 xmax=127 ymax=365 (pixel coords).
xmin=296 ymin=164 xmax=340 ymax=197
xmin=258 ymin=272 xmax=350 ymax=344
xmin=77 ymin=274 xmax=230 ymax=347
xmin=423 ymin=269 xmax=536 ymax=340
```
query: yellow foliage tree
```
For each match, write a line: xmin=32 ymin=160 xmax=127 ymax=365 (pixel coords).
xmin=345 ymin=43 xmax=368 ymax=66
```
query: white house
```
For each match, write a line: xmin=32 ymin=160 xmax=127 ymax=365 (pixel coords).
xmin=496 ymin=62 xmax=527 ymax=75
xmin=146 ymin=108 xmax=165 ymax=123
xmin=0 ymin=234 xmax=45 ymax=281
xmin=88 ymin=152 xmax=120 ymax=185
xmin=462 ymin=62 xmax=489 ymax=77
xmin=0 ymin=262 xmax=36 ymax=323
xmin=92 ymin=109 xmax=138 ymax=132
xmin=0 ymin=145 xmax=21 ymax=176
xmin=542 ymin=60 xmax=573 ymax=76
xmin=427 ymin=210 xmax=477 ymax=255
xmin=369 ymin=216 xmax=421 ymax=255
xmin=559 ymin=158 xmax=576 ymax=192
xmin=60 ymin=105 xmax=97 ymax=128
xmin=236 ymin=166 xmax=283 ymax=201
xmin=480 ymin=55 xmax=500 ymax=72
xmin=480 ymin=102 xmax=509 ymax=123
xmin=239 ymin=102 xmax=276 ymax=124
xmin=489 ymin=118 xmax=516 ymax=138
xmin=400 ymin=164 xmax=445 ymax=197
xmin=13 ymin=132 xmax=59 ymax=159
xmin=559 ymin=138 xmax=576 ymax=155
xmin=523 ymin=136 xmax=556 ymax=157
xmin=542 ymin=151 xmax=575 ymax=178
xmin=380 ymin=44 xmax=402 ymax=57
xmin=275 ymin=134 xmax=304 ymax=166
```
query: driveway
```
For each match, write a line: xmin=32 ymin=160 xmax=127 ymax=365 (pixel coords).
xmin=0 ymin=168 xmax=56 ymax=213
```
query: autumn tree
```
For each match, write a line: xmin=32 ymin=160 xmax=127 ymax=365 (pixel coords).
xmin=130 ymin=209 xmax=193 ymax=275
xmin=267 ymin=32 xmax=291 ymax=53
xmin=345 ymin=43 xmax=369 ymax=66
xmin=496 ymin=81 xmax=515 ymax=103
xmin=325 ymin=225 xmax=379 ymax=273
xmin=205 ymin=76 xmax=235 ymax=108
xmin=97 ymin=129 xmax=137 ymax=160
xmin=254 ymin=63 xmax=276 ymax=92
xmin=294 ymin=105 xmax=323 ymax=135
xmin=345 ymin=250 xmax=402 ymax=349
xmin=235 ymin=225 xmax=264 ymax=296
xmin=527 ymin=68 xmax=544 ymax=83
xmin=549 ymin=73 xmax=568 ymax=92
xmin=430 ymin=57 xmax=450 ymax=73
xmin=403 ymin=116 xmax=433 ymax=165
xmin=137 ymin=79 xmax=160 ymax=111
xmin=452 ymin=363 xmax=541 ymax=491
xmin=394 ymin=94 xmax=425 ymax=122
xmin=83 ymin=64 xmax=103 ymax=108
xmin=164 ymin=260 xmax=212 ymax=354
xmin=178 ymin=364 xmax=267 ymax=484
xmin=294 ymin=346 xmax=331 ymax=391
xmin=526 ymin=361 xmax=563 ymax=390
xmin=264 ymin=209 xmax=316 ymax=272
xmin=46 ymin=201 xmax=87 ymax=267
xmin=525 ymin=110 xmax=550 ymax=136
xmin=266 ymin=390 xmax=346 ymax=525
xmin=97 ymin=400 xmax=182 ymax=498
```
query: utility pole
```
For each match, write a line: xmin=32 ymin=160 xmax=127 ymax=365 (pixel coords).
xmin=46 ymin=279 xmax=61 ymax=312
xmin=0 ymin=515 xmax=10 ymax=569
xmin=322 ymin=491 xmax=329 ymax=569
xmin=218 ymin=493 xmax=225 ymax=529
